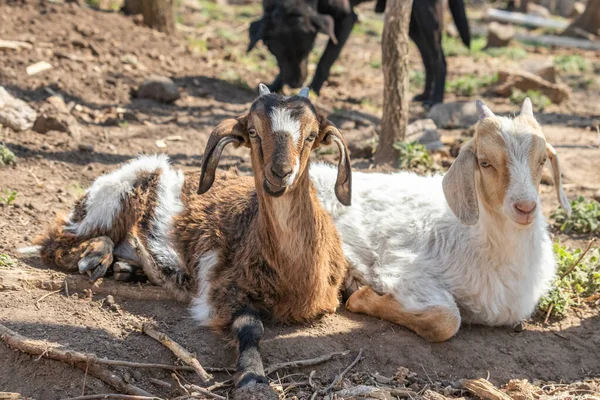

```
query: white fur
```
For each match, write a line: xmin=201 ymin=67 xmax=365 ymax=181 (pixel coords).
xmin=68 ymin=155 xmax=174 ymax=236
xmin=270 ymin=107 xmax=301 ymax=144
xmin=17 ymin=245 xmax=42 ymax=255
xmin=310 ymin=156 xmax=556 ymax=326
xmin=191 ymin=250 xmax=220 ymax=326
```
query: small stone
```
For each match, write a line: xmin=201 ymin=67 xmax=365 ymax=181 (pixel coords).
xmin=136 ymin=75 xmax=180 ymax=103
xmin=33 ymin=96 xmax=81 ymax=140
xmin=427 ymin=101 xmax=479 ymax=129
xmin=105 ymin=295 xmax=115 ymax=307
xmin=527 ymin=3 xmax=551 ymax=18
xmin=26 ymin=61 xmax=53 ymax=76
xmin=519 ymin=57 xmax=556 ymax=83
xmin=486 ymin=21 xmax=515 ymax=48
xmin=131 ymin=370 xmax=142 ymax=381
xmin=495 ymin=69 xmax=571 ymax=104
xmin=0 ymin=87 xmax=37 ymax=131
xmin=78 ymin=144 xmax=94 ymax=152
xmin=513 ymin=322 xmax=524 ymax=332
xmin=406 ymin=119 xmax=442 ymax=151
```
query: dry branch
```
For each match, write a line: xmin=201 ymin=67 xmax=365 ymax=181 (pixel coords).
xmin=184 ymin=384 xmax=226 ymax=400
xmin=264 ymin=351 xmax=350 ymax=375
xmin=560 ymin=238 xmax=596 ymax=280
xmin=62 ymin=395 xmax=163 ymax=400
xmin=320 ymin=348 xmax=364 ymax=395
xmin=142 ymin=324 xmax=211 ymax=383
xmin=0 ymin=323 xmax=153 ymax=397
xmin=463 ymin=378 xmax=512 ymax=400
xmin=0 ymin=268 xmax=175 ymax=302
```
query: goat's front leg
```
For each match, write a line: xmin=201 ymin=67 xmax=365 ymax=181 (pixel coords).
xmin=310 ymin=13 xmax=357 ymax=95
xmin=231 ymin=307 xmax=278 ymax=399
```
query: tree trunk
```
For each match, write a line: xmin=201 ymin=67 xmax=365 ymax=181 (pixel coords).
xmin=374 ymin=0 xmax=414 ymax=165
xmin=141 ymin=0 xmax=175 ymax=34
xmin=565 ymin=0 xmax=600 ymax=37
xmin=124 ymin=0 xmax=144 ymax=15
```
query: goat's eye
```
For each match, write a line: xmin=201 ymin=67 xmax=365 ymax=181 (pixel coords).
xmin=248 ymin=128 xmax=257 ymax=138
xmin=306 ymin=132 xmax=317 ymax=142
xmin=480 ymin=160 xmax=491 ymax=168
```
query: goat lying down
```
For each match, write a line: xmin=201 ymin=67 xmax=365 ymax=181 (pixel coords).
xmin=30 ymin=86 xmax=351 ymax=393
xmin=310 ymin=99 xmax=571 ymax=342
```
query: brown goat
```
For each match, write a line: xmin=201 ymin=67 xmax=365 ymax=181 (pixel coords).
xmin=32 ymin=85 xmax=351 ymax=394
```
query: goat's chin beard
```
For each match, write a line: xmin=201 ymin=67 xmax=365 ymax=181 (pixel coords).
xmin=263 ymin=179 xmax=286 ymax=197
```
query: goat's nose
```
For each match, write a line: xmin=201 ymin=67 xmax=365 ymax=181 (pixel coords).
xmin=271 ymin=164 xmax=293 ymax=179
xmin=514 ymin=200 xmax=537 ymax=214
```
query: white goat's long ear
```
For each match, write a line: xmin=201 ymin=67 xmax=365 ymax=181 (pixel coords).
xmin=316 ymin=118 xmax=352 ymax=206
xmin=443 ymin=140 xmax=479 ymax=225
xmin=520 ymin=97 xmax=533 ymax=116
xmin=198 ymin=116 xmax=249 ymax=194
xmin=476 ymin=99 xmax=495 ymax=120
xmin=546 ymin=143 xmax=571 ymax=215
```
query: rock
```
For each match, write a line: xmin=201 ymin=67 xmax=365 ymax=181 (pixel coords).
xmin=26 ymin=61 xmax=53 ymax=76
xmin=573 ymin=2 xmax=585 ymax=17
xmin=406 ymin=119 xmax=443 ymax=151
xmin=33 ymin=96 xmax=81 ymax=140
xmin=495 ymin=69 xmax=571 ymax=103
xmin=527 ymin=3 xmax=551 ymax=18
xmin=486 ymin=21 xmax=515 ymax=48
xmin=78 ymin=144 xmax=94 ymax=152
xmin=427 ymin=101 xmax=479 ymax=129
xmin=519 ymin=57 xmax=556 ymax=83
xmin=0 ymin=87 xmax=37 ymax=131
xmin=593 ymin=189 xmax=600 ymax=203
xmin=136 ymin=75 xmax=180 ymax=103
xmin=233 ymin=383 xmax=278 ymax=400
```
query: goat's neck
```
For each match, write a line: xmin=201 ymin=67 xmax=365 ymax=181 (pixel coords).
xmin=256 ymin=170 xmax=319 ymax=264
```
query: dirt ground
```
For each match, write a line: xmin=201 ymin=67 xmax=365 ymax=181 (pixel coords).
xmin=0 ymin=1 xmax=599 ymax=399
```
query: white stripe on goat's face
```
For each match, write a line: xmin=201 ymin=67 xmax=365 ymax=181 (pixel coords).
xmin=270 ymin=107 xmax=302 ymax=145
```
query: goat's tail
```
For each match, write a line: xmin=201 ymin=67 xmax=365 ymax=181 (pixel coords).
xmin=29 ymin=155 xmax=195 ymax=301
xmin=448 ymin=0 xmax=471 ymax=48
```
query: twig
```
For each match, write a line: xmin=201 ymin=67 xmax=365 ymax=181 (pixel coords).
xmin=308 ymin=370 xmax=316 ymax=389
xmin=321 ymin=348 xmax=364 ymax=394
xmin=64 ymin=278 xmax=70 ymax=297
xmin=0 ymin=323 xmax=154 ymax=397
xmin=171 ymin=373 xmax=189 ymax=394
xmin=148 ymin=378 xmax=172 ymax=389
xmin=205 ymin=379 xmax=232 ymax=392
xmin=185 ymin=384 xmax=227 ymax=400
xmin=462 ymin=378 xmax=512 ymax=400
xmin=82 ymin=362 xmax=89 ymax=396
xmin=142 ymin=324 xmax=211 ymax=383
xmin=560 ymin=238 xmax=596 ymax=280
xmin=264 ymin=350 xmax=350 ymax=375
xmin=35 ymin=289 xmax=62 ymax=310
xmin=62 ymin=395 xmax=163 ymax=400
xmin=544 ymin=303 xmax=554 ymax=324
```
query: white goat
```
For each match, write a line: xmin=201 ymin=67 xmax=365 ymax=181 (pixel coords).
xmin=310 ymin=98 xmax=571 ymax=342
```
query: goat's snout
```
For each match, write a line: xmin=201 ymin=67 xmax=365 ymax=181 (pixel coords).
xmin=271 ymin=163 xmax=293 ymax=180
xmin=513 ymin=200 xmax=536 ymax=214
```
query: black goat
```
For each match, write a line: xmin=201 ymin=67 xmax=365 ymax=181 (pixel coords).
xmin=248 ymin=0 xmax=470 ymax=105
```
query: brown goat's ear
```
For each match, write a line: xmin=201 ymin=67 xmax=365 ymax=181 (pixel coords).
xmin=442 ymin=140 xmax=479 ymax=225
xmin=546 ymin=143 xmax=571 ymax=215
xmin=198 ymin=117 xmax=249 ymax=194
xmin=248 ymin=18 xmax=265 ymax=52
xmin=316 ymin=119 xmax=351 ymax=205
xmin=311 ymin=14 xmax=338 ymax=45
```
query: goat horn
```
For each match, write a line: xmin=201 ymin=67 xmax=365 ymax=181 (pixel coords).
xmin=298 ymin=87 xmax=310 ymax=98
xmin=258 ymin=83 xmax=271 ymax=96
xmin=476 ymin=99 xmax=495 ymax=120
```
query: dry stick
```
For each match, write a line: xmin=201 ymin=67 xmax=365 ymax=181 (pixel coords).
xmin=185 ymin=384 xmax=227 ymax=400
xmin=264 ymin=350 xmax=350 ymax=375
xmin=321 ymin=348 xmax=364 ymax=395
xmin=462 ymin=378 xmax=512 ymax=400
xmin=148 ymin=378 xmax=172 ymax=389
xmin=35 ymin=288 xmax=62 ymax=310
xmin=0 ymin=323 xmax=153 ymax=397
xmin=560 ymin=238 xmax=596 ymax=280
xmin=62 ymin=395 xmax=163 ymax=400
xmin=142 ymin=324 xmax=211 ymax=383
xmin=544 ymin=303 xmax=555 ymax=325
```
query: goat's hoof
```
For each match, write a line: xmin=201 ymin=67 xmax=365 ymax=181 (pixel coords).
xmin=412 ymin=93 xmax=429 ymax=102
xmin=78 ymin=236 xmax=114 ymax=282
xmin=233 ymin=382 xmax=278 ymax=400
xmin=113 ymin=261 xmax=135 ymax=282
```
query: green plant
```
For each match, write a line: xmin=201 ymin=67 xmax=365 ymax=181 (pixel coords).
xmin=0 ymin=190 xmax=17 ymax=205
xmin=0 ymin=144 xmax=16 ymax=166
xmin=409 ymin=70 xmax=425 ymax=89
xmin=539 ymin=242 xmax=600 ymax=318
xmin=442 ymin=34 xmax=485 ymax=57
xmin=0 ymin=254 xmax=15 ymax=268
xmin=510 ymin=89 xmax=552 ymax=111
xmin=484 ymin=46 xmax=528 ymax=60
xmin=352 ymin=17 xmax=384 ymax=37
xmin=446 ymin=73 xmax=498 ymax=97
xmin=393 ymin=141 xmax=438 ymax=173
xmin=369 ymin=59 xmax=382 ymax=69
xmin=551 ymin=196 xmax=600 ymax=234
xmin=554 ymin=55 xmax=592 ymax=74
